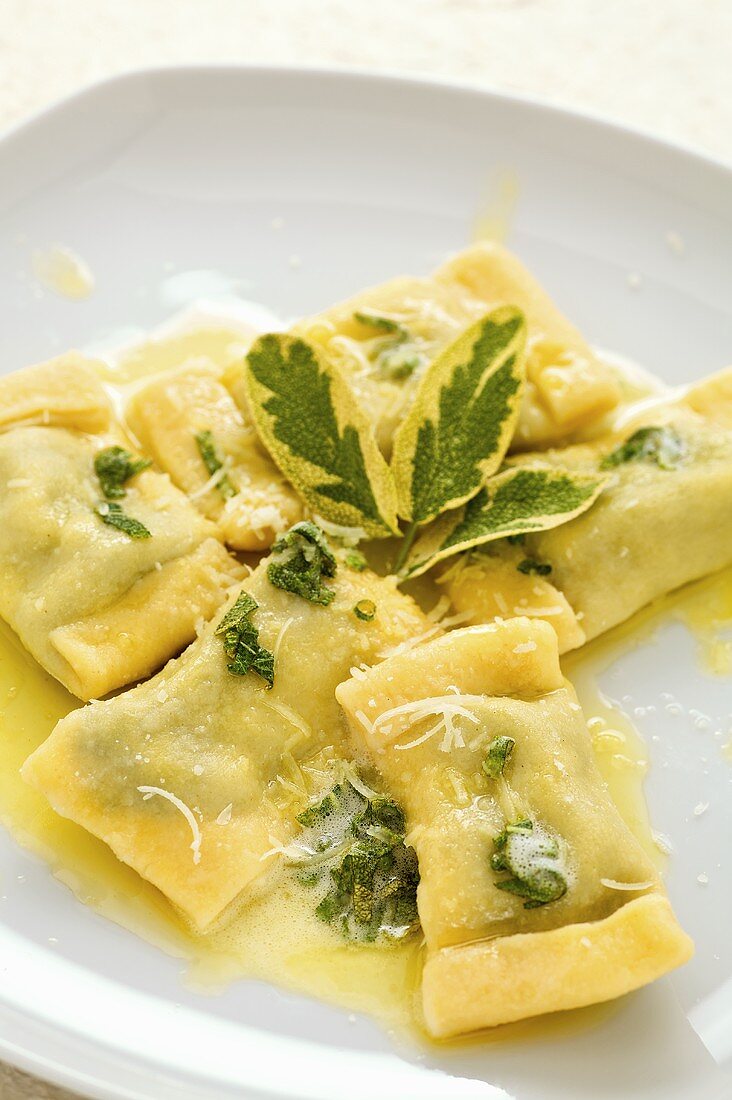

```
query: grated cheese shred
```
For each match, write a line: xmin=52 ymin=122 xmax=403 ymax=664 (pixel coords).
xmin=273 ymin=616 xmax=295 ymax=660
xmin=138 ymin=785 xmax=202 ymax=865
xmin=600 ymin=877 xmax=655 ymax=892
xmin=372 ymin=694 xmax=483 ymax=753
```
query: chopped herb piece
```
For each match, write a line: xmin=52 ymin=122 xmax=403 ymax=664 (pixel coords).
xmin=194 ymin=430 xmax=238 ymax=499
xmin=267 ymin=521 xmax=337 ymax=605
xmin=375 ymin=345 xmax=422 ymax=382
xmin=482 ymin=735 xmax=515 ymax=779
xmin=344 ymin=549 xmax=367 ymax=572
xmin=297 ymin=788 xmax=342 ymax=827
xmin=215 ymin=592 xmax=274 ymax=687
xmin=506 ymin=532 xmax=526 ymax=546
xmin=490 ymin=818 xmax=567 ymax=909
xmin=94 ymin=446 xmax=150 ymax=500
xmin=600 ymin=426 xmax=686 ymax=471
xmin=95 ymin=502 xmax=151 ymax=539
xmin=354 ymin=311 xmax=424 ymax=381
xmin=517 ymin=558 xmax=552 ymax=576
xmin=353 ymin=599 xmax=376 ymax=622
xmin=295 ymin=774 xmax=419 ymax=943
xmin=353 ymin=311 xmax=406 ymax=337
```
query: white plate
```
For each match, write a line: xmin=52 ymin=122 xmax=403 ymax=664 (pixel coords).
xmin=1 ymin=66 xmax=732 ymax=1100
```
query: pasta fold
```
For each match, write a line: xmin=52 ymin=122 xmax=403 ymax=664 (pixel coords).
xmin=0 ymin=352 xmax=111 ymax=433
xmin=441 ymin=400 xmax=732 ymax=650
xmin=127 ymin=363 xmax=302 ymax=549
xmin=295 ymin=243 xmax=619 ymax=453
xmin=0 ymin=420 xmax=237 ymax=698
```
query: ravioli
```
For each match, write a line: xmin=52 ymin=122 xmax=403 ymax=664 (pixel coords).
xmin=22 ymin=558 xmax=429 ymax=930
xmin=127 ymin=363 xmax=302 ymax=549
xmin=0 ymin=351 xmax=111 ymax=433
xmin=294 ymin=242 xmax=619 ymax=453
xmin=441 ymin=402 xmax=732 ymax=651
xmin=684 ymin=364 xmax=732 ymax=430
xmin=436 ymin=244 xmax=621 ymax=448
xmin=439 ymin=545 xmax=586 ymax=653
xmin=336 ymin=620 xmax=693 ymax=1036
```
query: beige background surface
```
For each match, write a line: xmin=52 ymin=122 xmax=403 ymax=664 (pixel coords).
xmin=0 ymin=0 xmax=730 ymax=1096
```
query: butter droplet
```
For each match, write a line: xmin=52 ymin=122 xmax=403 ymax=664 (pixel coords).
xmin=33 ymin=245 xmax=95 ymax=300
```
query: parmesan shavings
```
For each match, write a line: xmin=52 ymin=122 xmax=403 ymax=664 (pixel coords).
xmin=248 ymin=503 xmax=287 ymax=539
xmin=312 ymin=514 xmax=368 ymax=547
xmin=342 ymin=767 xmax=381 ymax=801
xmin=376 ymin=610 xmax=474 ymax=660
xmin=426 ymin=595 xmax=452 ymax=622
xmin=354 ymin=709 xmax=374 ymax=733
xmin=599 ymin=877 xmax=654 ymax=892
xmin=373 ymin=694 xmax=483 ymax=753
xmin=137 ymin=785 xmax=202 ymax=865
xmin=493 ymin=591 xmax=509 ymax=615
xmin=216 ymin=803 xmax=233 ymax=826
xmin=188 ymin=461 xmax=235 ymax=502
xmin=513 ymin=604 xmax=564 ymax=618
xmin=264 ymin=698 xmax=312 ymax=738
xmin=259 ymin=832 xmax=352 ymax=867
xmin=273 ymin=616 xmax=295 ymax=660
xmin=652 ymin=830 xmax=674 ymax=855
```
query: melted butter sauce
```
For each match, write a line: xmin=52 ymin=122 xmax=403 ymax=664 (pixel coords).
xmin=472 ymin=169 xmax=520 ymax=244
xmin=32 ymin=245 xmax=95 ymax=300
xmin=1 ymin=312 xmax=731 ymax=1047
xmin=2 ymin=565 xmax=730 ymax=1043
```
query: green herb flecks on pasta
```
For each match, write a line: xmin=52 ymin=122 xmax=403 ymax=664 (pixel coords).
xmin=267 ymin=521 xmax=337 ymax=606
xmin=483 ymin=736 xmax=516 ymax=780
xmin=95 ymin=501 xmax=151 ymax=540
xmin=353 ymin=311 xmax=425 ymax=381
xmin=215 ymin=592 xmax=274 ymax=687
xmin=517 ymin=558 xmax=552 ymax=576
xmin=600 ymin=426 xmax=686 ymax=471
xmin=344 ymin=549 xmax=367 ymax=572
xmin=353 ymin=311 xmax=407 ymax=338
xmin=194 ymin=429 xmax=238 ymax=499
xmin=390 ymin=308 xmax=527 ymax=526
xmin=244 ymin=334 xmax=399 ymax=539
xmin=295 ymin=775 xmax=420 ymax=943
xmin=491 ymin=819 xmax=568 ymax=909
xmin=401 ymin=465 xmax=607 ymax=578
xmin=94 ymin=446 xmax=150 ymax=500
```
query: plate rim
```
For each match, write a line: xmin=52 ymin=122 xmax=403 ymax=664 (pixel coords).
xmin=1 ymin=60 xmax=731 ymax=183
xmin=0 ymin=61 xmax=731 ymax=1100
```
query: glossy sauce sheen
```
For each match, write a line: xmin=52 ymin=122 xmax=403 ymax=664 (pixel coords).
xmin=0 ymin=318 xmax=729 ymax=1041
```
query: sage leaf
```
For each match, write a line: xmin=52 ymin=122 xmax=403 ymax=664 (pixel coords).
xmin=390 ymin=307 xmax=526 ymax=525
xmin=244 ymin=334 xmax=399 ymax=539
xmin=401 ymin=464 xmax=607 ymax=578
